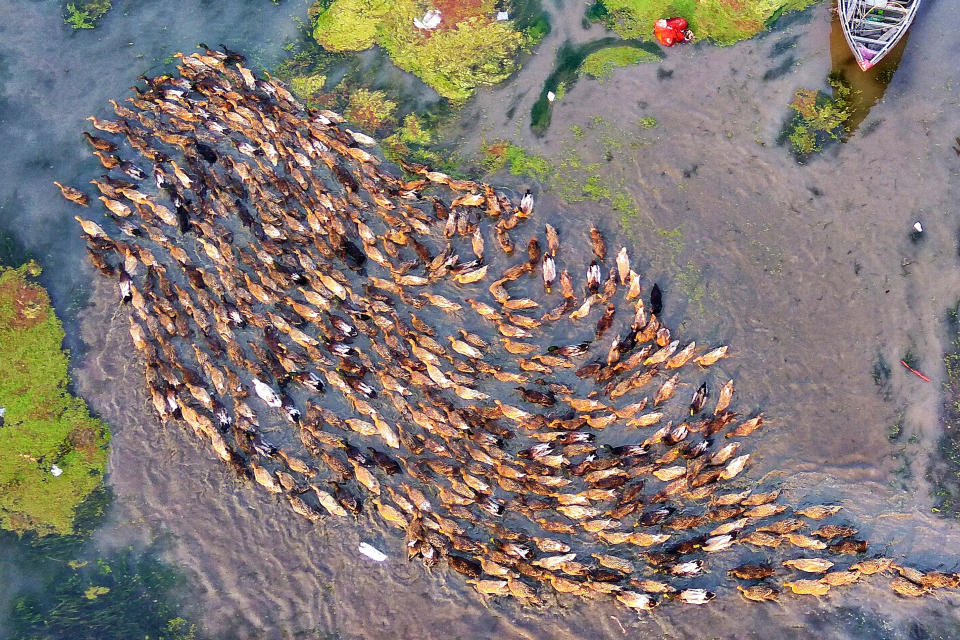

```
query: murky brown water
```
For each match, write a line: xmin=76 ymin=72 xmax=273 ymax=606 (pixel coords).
xmin=4 ymin=0 xmax=960 ymax=637
xmin=829 ymin=9 xmax=910 ymax=133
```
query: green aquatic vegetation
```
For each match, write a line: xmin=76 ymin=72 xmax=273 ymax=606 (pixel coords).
xmin=611 ymin=190 xmax=640 ymax=220
xmin=387 ymin=113 xmax=434 ymax=147
xmin=531 ymin=38 xmax=660 ymax=135
xmin=553 ymin=81 xmax=566 ymax=101
xmin=311 ymin=0 xmax=393 ymax=51
xmin=587 ymin=0 xmax=816 ymax=45
xmin=289 ymin=73 xmax=327 ymax=101
xmin=477 ymin=125 xmax=641 ymax=230
xmin=383 ymin=113 xmax=453 ymax=168
xmin=311 ymin=0 xmax=534 ymax=102
xmin=505 ymin=144 xmax=551 ymax=182
xmin=887 ymin=411 xmax=904 ymax=442
xmin=83 ymin=585 xmax=110 ymax=600
xmin=0 ymin=263 xmax=109 ymax=536
xmin=481 ymin=140 xmax=551 ymax=182
xmin=657 ymin=226 xmax=685 ymax=260
xmin=579 ymin=45 xmax=659 ymax=81
xmin=64 ymin=3 xmax=95 ymax=29
xmin=582 ymin=175 xmax=611 ymax=200
xmin=674 ymin=260 xmax=707 ymax=308
xmin=638 ymin=116 xmax=658 ymax=128
xmin=64 ymin=0 xmax=111 ymax=30
xmin=385 ymin=17 xmax=526 ymax=103
xmin=344 ymin=88 xmax=398 ymax=132
xmin=872 ymin=352 xmax=892 ymax=400
xmin=928 ymin=302 xmax=960 ymax=518
xmin=7 ymin=537 xmax=200 ymax=640
xmin=784 ymin=77 xmax=852 ymax=159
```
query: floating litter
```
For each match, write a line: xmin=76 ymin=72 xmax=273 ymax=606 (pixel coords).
xmin=358 ymin=542 xmax=387 ymax=562
xmin=413 ymin=9 xmax=441 ymax=30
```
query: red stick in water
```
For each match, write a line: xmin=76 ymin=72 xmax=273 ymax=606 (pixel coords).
xmin=900 ymin=360 xmax=931 ymax=382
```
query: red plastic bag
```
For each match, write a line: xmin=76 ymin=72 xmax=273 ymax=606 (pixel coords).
xmin=653 ymin=17 xmax=691 ymax=47
xmin=665 ymin=17 xmax=688 ymax=31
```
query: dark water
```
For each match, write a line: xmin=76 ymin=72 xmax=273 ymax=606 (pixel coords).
xmin=828 ymin=9 xmax=910 ymax=133
xmin=2 ymin=0 xmax=960 ymax=638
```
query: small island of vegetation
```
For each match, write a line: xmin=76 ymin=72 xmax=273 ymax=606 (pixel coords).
xmin=587 ymin=0 xmax=817 ymax=45
xmin=311 ymin=0 xmax=548 ymax=102
xmin=0 ymin=262 xmax=110 ymax=536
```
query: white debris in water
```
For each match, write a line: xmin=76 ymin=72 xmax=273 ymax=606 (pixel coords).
xmin=547 ymin=91 xmax=556 ymax=102
xmin=496 ymin=11 xmax=509 ymax=21
xmin=413 ymin=10 xmax=441 ymax=30
xmin=358 ymin=542 xmax=387 ymax=562
xmin=50 ymin=464 xmax=63 ymax=477
xmin=913 ymin=221 xmax=923 ymax=233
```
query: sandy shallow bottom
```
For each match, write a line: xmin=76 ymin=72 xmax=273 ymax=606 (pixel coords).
xmin=3 ymin=0 xmax=960 ymax=637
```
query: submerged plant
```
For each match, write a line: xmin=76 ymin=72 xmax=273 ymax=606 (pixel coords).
xmin=8 ymin=539 xmax=200 ymax=640
xmin=64 ymin=3 xmax=95 ymax=29
xmin=344 ymin=88 xmax=398 ymax=132
xmin=64 ymin=0 xmax=112 ymax=30
xmin=783 ymin=76 xmax=853 ymax=160
xmin=480 ymin=140 xmax=551 ymax=182
xmin=288 ymin=73 xmax=327 ymax=102
xmin=579 ymin=45 xmax=659 ymax=81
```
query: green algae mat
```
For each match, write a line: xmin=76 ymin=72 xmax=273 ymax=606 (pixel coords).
xmin=591 ymin=0 xmax=817 ymax=45
xmin=311 ymin=0 xmax=542 ymax=102
xmin=0 ymin=263 xmax=109 ymax=536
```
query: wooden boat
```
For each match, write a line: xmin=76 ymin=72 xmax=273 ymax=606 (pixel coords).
xmin=838 ymin=0 xmax=920 ymax=70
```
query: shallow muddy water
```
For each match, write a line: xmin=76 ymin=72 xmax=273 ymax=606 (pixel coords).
xmin=3 ymin=0 xmax=960 ymax=638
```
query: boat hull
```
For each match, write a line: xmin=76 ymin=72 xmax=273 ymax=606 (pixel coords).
xmin=838 ymin=0 xmax=920 ymax=70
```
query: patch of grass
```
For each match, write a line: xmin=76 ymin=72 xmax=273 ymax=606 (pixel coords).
xmin=586 ymin=0 xmax=816 ymax=45
xmin=783 ymin=76 xmax=853 ymax=160
xmin=579 ymin=45 xmax=660 ymax=81
xmin=638 ymin=116 xmax=658 ymax=128
xmin=311 ymin=0 xmax=539 ymax=102
xmin=0 ymin=263 xmax=109 ymax=536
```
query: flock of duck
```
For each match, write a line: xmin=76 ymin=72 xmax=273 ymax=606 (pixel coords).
xmin=57 ymin=47 xmax=957 ymax=610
